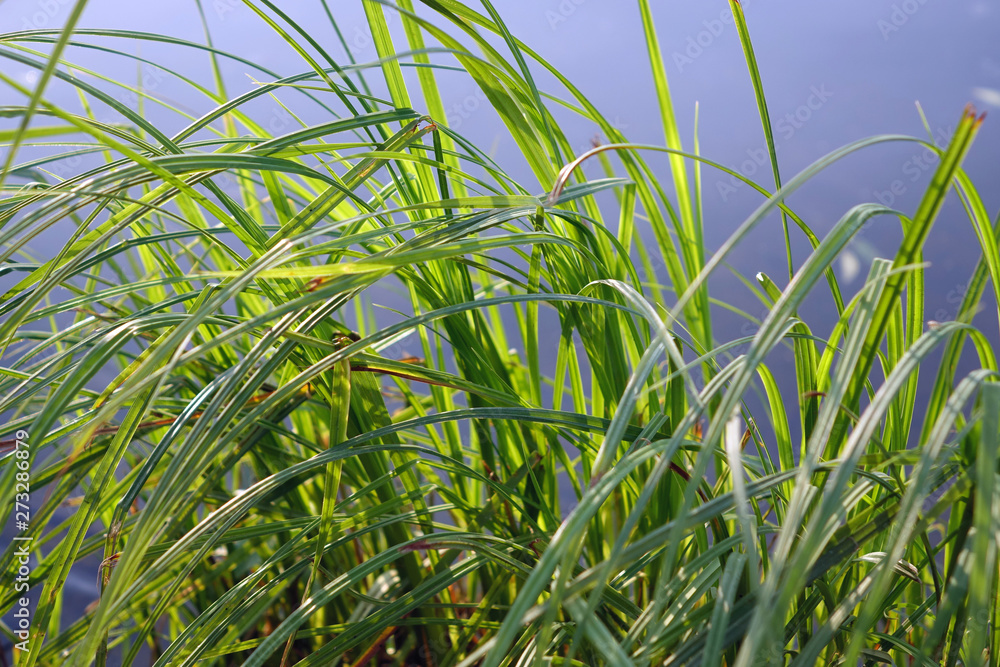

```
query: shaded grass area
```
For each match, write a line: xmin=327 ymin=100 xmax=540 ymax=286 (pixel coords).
xmin=1 ymin=1 xmax=998 ymax=665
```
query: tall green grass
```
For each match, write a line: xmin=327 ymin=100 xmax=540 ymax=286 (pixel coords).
xmin=1 ymin=1 xmax=998 ymax=665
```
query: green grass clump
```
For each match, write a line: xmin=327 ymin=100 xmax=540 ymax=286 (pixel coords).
xmin=1 ymin=1 xmax=998 ymax=665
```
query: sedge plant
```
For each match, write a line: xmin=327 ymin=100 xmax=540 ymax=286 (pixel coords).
xmin=0 ymin=1 xmax=998 ymax=665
